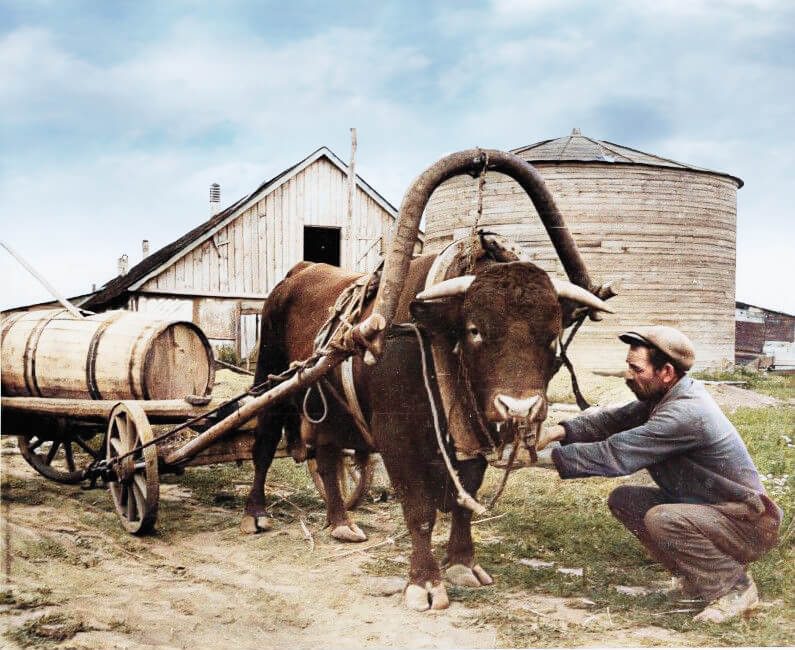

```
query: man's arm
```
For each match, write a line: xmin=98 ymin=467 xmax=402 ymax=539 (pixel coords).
xmin=538 ymin=401 xmax=650 ymax=451
xmin=551 ymin=403 xmax=702 ymax=478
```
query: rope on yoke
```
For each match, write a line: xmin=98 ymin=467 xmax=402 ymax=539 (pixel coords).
xmin=556 ymin=314 xmax=591 ymax=411
xmin=302 ymin=381 xmax=328 ymax=424
xmin=405 ymin=322 xmax=486 ymax=516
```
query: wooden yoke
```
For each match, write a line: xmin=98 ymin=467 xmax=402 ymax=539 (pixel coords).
xmin=369 ymin=149 xmax=596 ymax=364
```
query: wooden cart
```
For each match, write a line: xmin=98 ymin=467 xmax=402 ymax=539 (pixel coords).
xmin=1 ymin=306 xmax=385 ymax=535
xmin=2 ymin=392 xmax=374 ymax=535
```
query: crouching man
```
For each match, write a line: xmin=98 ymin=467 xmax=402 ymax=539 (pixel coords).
xmin=536 ymin=326 xmax=782 ymax=623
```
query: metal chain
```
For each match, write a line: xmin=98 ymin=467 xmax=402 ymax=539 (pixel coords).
xmin=85 ymin=344 xmax=335 ymax=476
xmin=464 ymin=150 xmax=490 ymax=274
xmin=471 ymin=149 xmax=489 ymax=237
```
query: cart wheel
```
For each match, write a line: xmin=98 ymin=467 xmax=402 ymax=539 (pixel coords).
xmin=17 ymin=430 xmax=104 ymax=485
xmin=308 ymin=452 xmax=374 ymax=510
xmin=106 ymin=402 xmax=159 ymax=535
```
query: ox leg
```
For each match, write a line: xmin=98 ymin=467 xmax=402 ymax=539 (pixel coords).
xmin=402 ymin=498 xmax=450 ymax=611
xmin=241 ymin=416 xmax=282 ymax=534
xmin=444 ymin=458 xmax=493 ymax=588
xmin=316 ymin=443 xmax=367 ymax=543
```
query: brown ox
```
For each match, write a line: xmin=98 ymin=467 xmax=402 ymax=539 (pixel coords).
xmin=242 ymin=150 xmax=613 ymax=611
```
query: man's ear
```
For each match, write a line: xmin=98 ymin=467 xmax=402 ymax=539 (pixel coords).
xmin=660 ymin=362 xmax=677 ymax=384
xmin=409 ymin=297 xmax=461 ymax=334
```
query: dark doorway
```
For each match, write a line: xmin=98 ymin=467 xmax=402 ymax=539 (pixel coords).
xmin=303 ymin=226 xmax=341 ymax=266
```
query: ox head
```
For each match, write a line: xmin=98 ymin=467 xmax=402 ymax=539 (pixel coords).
xmin=410 ymin=262 xmax=612 ymax=435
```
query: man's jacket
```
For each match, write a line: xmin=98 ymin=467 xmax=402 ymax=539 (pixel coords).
xmin=552 ymin=376 xmax=782 ymax=519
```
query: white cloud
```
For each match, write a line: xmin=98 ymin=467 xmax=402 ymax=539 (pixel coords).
xmin=2 ymin=5 xmax=793 ymax=315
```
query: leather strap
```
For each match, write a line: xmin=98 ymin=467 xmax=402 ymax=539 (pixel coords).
xmin=340 ymin=356 xmax=374 ymax=447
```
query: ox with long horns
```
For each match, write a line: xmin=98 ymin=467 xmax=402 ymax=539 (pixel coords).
xmin=242 ymin=149 xmax=616 ymax=611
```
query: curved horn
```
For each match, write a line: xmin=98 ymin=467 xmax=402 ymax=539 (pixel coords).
xmin=551 ymin=279 xmax=614 ymax=313
xmin=415 ymin=275 xmax=475 ymax=301
xmin=369 ymin=149 xmax=594 ymax=361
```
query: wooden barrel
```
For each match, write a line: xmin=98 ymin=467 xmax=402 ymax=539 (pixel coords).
xmin=1 ymin=309 xmax=215 ymax=400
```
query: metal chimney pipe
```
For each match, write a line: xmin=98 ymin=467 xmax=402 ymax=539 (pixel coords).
xmin=118 ymin=254 xmax=128 ymax=276
xmin=142 ymin=239 xmax=150 ymax=259
xmin=210 ymin=183 xmax=220 ymax=215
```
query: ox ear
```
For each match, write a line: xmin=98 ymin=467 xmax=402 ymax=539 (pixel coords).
xmin=410 ymin=297 xmax=462 ymax=334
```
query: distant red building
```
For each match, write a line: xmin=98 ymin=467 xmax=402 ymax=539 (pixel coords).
xmin=735 ymin=301 xmax=795 ymax=369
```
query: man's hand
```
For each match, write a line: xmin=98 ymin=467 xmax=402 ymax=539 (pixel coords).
xmin=534 ymin=445 xmax=558 ymax=468
xmin=536 ymin=424 xmax=566 ymax=451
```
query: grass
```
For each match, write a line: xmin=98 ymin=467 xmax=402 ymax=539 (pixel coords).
xmin=0 ymin=587 xmax=56 ymax=611
xmin=361 ymin=405 xmax=795 ymax=647
xmin=693 ymin=367 xmax=795 ymax=401
xmin=3 ymin=613 xmax=90 ymax=647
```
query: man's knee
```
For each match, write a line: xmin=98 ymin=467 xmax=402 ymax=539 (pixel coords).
xmin=643 ymin=504 xmax=682 ymax=538
xmin=607 ymin=485 xmax=635 ymax=516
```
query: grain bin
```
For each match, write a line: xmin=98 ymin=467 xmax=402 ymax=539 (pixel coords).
xmin=422 ymin=130 xmax=742 ymax=371
xmin=1 ymin=309 xmax=215 ymax=399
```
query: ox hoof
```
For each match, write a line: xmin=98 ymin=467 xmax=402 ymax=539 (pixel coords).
xmin=446 ymin=563 xmax=493 ymax=587
xmin=472 ymin=564 xmax=494 ymax=586
xmin=330 ymin=522 xmax=368 ymax=542
xmin=404 ymin=581 xmax=449 ymax=612
xmin=240 ymin=514 xmax=272 ymax=534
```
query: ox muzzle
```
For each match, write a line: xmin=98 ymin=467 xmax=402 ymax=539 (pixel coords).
xmin=490 ymin=393 xmax=547 ymax=468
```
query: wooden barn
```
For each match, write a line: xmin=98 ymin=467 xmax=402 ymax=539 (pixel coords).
xmin=78 ymin=146 xmax=416 ymax=359
xmin=422 ymin=129 xmax=743 ymax=371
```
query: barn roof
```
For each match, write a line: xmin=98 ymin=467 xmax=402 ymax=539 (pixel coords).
xmin=83 ymin=147 xmax=400 ymax=310
xmin=511 ymin=129 xmax=744 ymax=188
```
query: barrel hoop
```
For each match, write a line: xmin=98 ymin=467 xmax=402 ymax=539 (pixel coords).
xmin=1 ymin=311 xmax=28 ymax=346
xmin=128 ymin=319 xmax=157 ymax=400
xmin=85 ymin=310 xmax=126 ymax=400
xmin=24 ymin=309 xmax=67 ymax=397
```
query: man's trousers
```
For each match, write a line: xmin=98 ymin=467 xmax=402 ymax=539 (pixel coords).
xmin=607 ymin=485 xmax=780 ymax=601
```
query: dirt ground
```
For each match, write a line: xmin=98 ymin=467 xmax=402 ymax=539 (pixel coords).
xmin=0 ymin=376 xmax=787 ymax=649
xmin=0 ymin=440 xmax=692 ymax=650
xmin=1 ymin=445 xmax=505 ymax=649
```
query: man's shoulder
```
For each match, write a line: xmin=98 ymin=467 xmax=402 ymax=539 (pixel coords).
xmin=653 ymin=377 xmax=709 ymax=420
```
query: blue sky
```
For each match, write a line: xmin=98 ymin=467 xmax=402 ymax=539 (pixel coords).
xmin=1 ymin=0 xmax=793 ymax=314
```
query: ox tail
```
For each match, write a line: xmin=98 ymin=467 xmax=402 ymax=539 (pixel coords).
xmin=252 ymin=263 xmax=313 ymax=453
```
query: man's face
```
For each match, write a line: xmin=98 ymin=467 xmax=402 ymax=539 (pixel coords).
xmin=625 ymin=346 xmax=668 ymax=402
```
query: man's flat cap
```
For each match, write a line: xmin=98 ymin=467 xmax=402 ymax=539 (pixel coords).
xmin=619 ymin=325 xmax=695 ymax=371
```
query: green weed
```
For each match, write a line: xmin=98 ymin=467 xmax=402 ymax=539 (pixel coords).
xmin=4 ymin=613 xmax=90 ymax=647
xmin=0 ymin=587 xmax=56 ymax=611
xmin=693 ymin=368 xmax=795 ymax=401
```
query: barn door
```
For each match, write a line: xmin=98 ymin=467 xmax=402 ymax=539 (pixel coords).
xmin=239 ymin=312 xmax=261 ymax=366
xmin=304 ymin=226 xmax=341 ymax=266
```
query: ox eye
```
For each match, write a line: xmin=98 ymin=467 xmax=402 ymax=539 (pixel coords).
xmin=466 ymin=325 xmax=483 ymax=344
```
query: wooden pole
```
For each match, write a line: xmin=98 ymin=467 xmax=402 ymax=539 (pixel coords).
xmin=0 ymin=240 xmax=86 ymax=319
xmin=346 ymin=127 xmax=357 ymax=267
xmin=164 ymin=314 xmax=384 ymax=465
xmin=0 ymin=396 xmax=253 ymax=424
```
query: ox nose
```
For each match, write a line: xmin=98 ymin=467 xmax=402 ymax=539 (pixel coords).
xmin=494 ymin=394 xmax=541 ymax=420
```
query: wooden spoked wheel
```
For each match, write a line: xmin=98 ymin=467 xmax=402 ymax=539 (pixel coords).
xmin=17 ymin=430 xmax=104 ymax=484
xmin=106 ymin=402 xmax=159 ymax=535
xmin=308 ymin=452 xmax=374 ymax=510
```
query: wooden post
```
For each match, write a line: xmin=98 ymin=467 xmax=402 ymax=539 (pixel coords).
xmin=0 ymin=240 xmax=85 ymax=319
xmin=346 ymin=127 xmax=357 ymax=268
